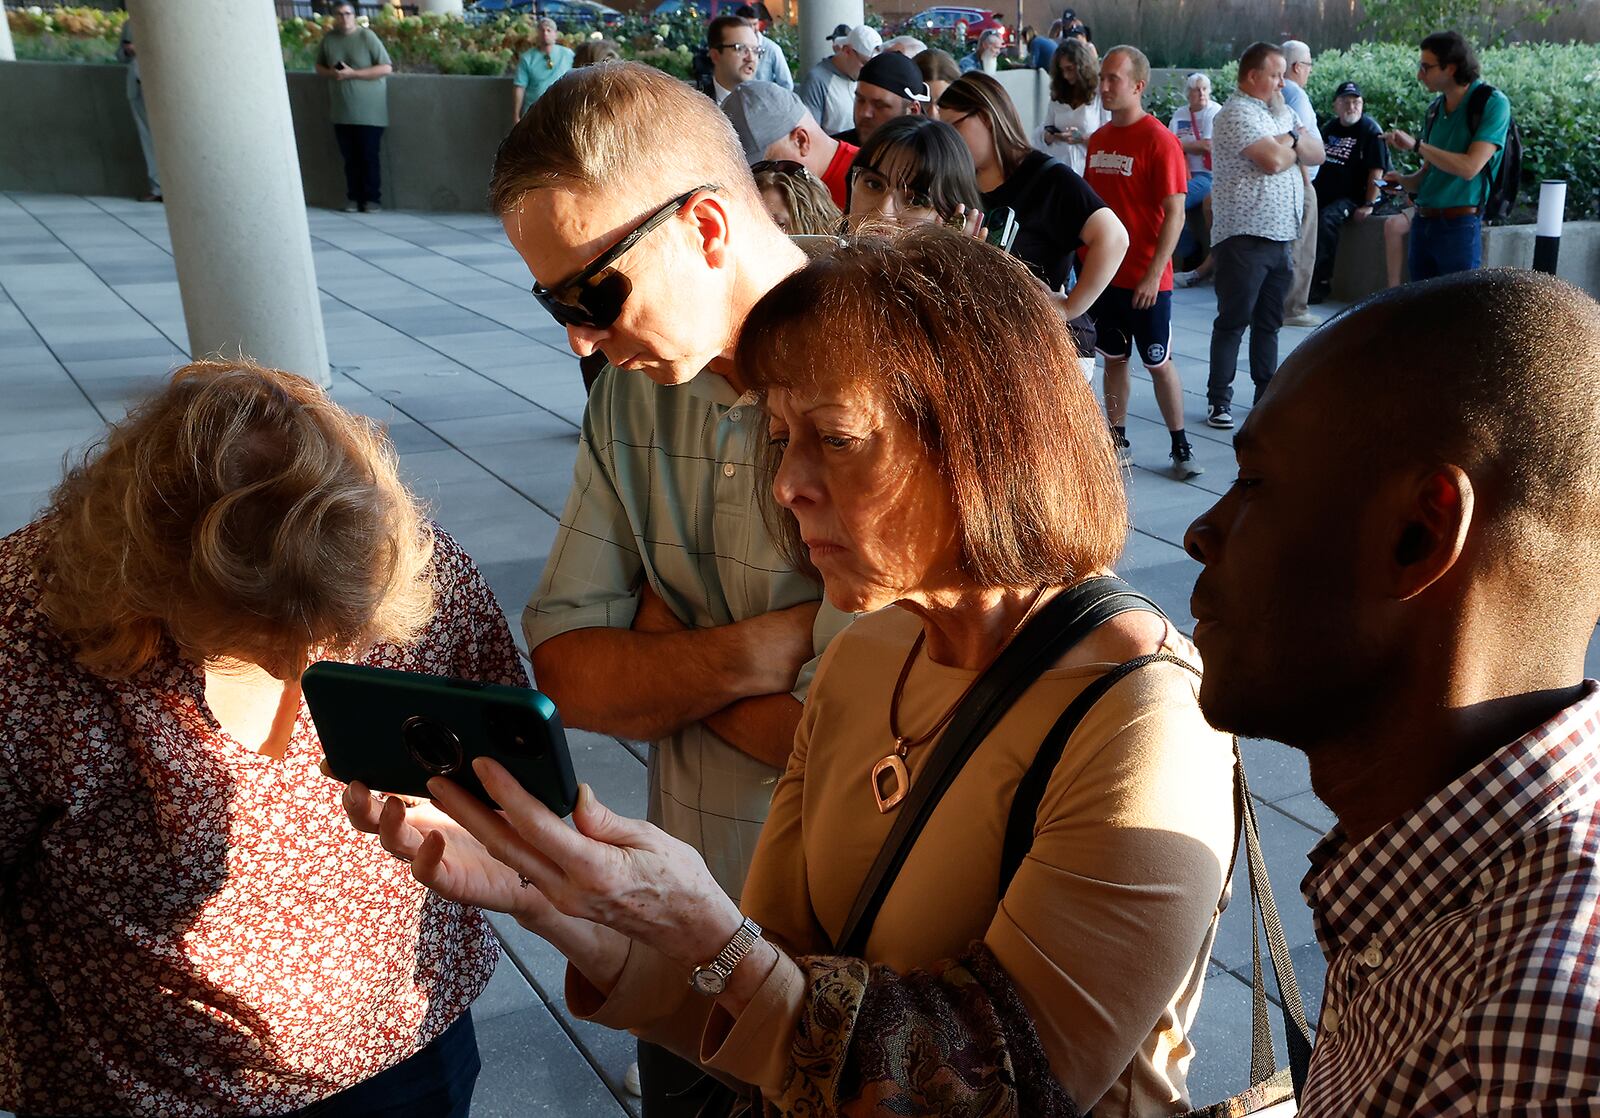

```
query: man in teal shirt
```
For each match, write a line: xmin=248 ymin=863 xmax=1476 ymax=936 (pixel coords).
xmin=512 ymin=19 xmax=575 ymax=124
xmin=315 ymin=1 xmax=393 ymax=213
xmin=1382 ymin=30 xmax=1510 ymax=279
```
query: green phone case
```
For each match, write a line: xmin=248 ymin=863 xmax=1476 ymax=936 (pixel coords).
xmin=303 ymin=661 xmax=578 ymax=816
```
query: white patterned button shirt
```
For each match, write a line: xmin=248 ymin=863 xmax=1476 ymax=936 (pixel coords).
xmin=1210 ymin=90 xmax=1303 ymax=245
xmin=524 ymin=366 xmax=851 ymax=902
xmin=1298 ymin=681 xmax=1600 ymax=1116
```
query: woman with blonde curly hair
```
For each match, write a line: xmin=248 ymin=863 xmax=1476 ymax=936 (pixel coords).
xmin=0 ymin=361 xmax=524 ymax=1117
xmin=752 ymin=158 xmax=844 ymax=234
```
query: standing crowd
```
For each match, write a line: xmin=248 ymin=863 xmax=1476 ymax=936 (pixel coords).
xmin=23 ymin=10 xmax=1588 ymax=1118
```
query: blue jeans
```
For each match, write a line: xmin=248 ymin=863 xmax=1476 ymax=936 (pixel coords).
xmin=1408 ymin=213 xmax=1481 ymax=280
xmin=1178 ymin=171 xmax=1213 ymax=260
xmin=285 ymin=1013 xmax=480 ymax=1118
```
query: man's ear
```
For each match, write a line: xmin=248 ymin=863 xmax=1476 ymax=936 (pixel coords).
xmin=686 ymin=191 xmax=734 ymax=268
xmin=910 ymin=99 xmax=926 ymax=117
xmin=1390 ymin=465 xmax=1474 ymax=601
xmin=791 ymin=126 xmax=811 ymax=157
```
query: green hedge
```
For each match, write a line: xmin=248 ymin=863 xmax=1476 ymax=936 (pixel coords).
xmin=1147 ymin=42 xmax=1600 ymax=221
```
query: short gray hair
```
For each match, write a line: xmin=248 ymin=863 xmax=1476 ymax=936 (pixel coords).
xmin=884 ymin=35 xmax=927 ymax=56
xmin=1185 ymin=71 xmax=1212 ymax=92
xmin=1281 ymin=39 xmax=1312 ymax=66
xmin=538 ymin=16 xmax=559 ymax=31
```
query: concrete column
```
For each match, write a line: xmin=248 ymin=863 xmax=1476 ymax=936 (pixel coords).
xmin=798 ymin=0 xmax=863 ymax=73
xmin=419 ymin=0 xmax=465 ymax=14
xmin=126 ymin=0 xmax=330 ymax=388
xmin=0 ymin=8 xmax=15 ymax=63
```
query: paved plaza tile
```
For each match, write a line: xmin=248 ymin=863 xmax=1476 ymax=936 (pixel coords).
xmin=5 ymin=191 xmax=1597 ymax=1113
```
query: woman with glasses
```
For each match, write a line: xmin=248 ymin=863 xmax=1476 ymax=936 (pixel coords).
xmin=752 ymin=159 xmax=844 ymax=235
xmin=940 ymin=71 xmax=1128 ymax=368
xmin=346 ymin=227 xmax=1237 ymax=1117
xmin=845 ymin=115 xmax=983 ymax=231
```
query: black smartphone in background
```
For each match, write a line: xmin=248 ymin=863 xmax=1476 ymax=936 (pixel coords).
xmin=304 ymin=661 xmax=579 ymax=816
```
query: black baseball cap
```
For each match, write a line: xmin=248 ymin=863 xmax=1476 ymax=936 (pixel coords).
xmin=858 ymin=50 xmax=931 ymax=103
xmin=827 ymin=21 xmax=849 ymax=43
xmin=1334 ymin=80 xmax=1362 ymax=100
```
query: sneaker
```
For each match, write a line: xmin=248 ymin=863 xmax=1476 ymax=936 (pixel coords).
xmin=1206 ymin=405 xmax=1234 ymax=429
xmin=343 ymin=202 xmax=360 ymax=213
xmin=1173 ymin=269 xmax=1201 ymax=288
xmin=1171 ymin=442 xmax=1204 ymax=480
xmin=363 ymin=202 xmax=383 ymax=213
xmin=1113 ymin=432 xmax=1133 ymax=468
xmin=1283 ymin=310 xmax=1322 ymax=328
xmin=622 ymin=1061 xmax=642 ymax=1096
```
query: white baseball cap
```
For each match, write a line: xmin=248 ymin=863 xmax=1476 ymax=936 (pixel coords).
xmin=838 ymin=24 xmax=883 ymax=56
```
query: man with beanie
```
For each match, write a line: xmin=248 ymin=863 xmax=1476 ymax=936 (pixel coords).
xmin=832 ymin=50 xmax=931 ymax=145
xmin=797 ymin=23 xmax=881 ymax=134
xmin=723 ymin=81 xmax=859 ymax=208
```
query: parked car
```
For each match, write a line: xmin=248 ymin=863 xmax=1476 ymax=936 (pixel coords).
xmin=651 ymin=0 xmax=773 ymax=29
xmin=464 ymin=0 xmax=622 ymax=26
xmin=898 ymin=6 xmax=1009 ymax=43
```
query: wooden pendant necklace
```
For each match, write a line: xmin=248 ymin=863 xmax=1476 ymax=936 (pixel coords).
xmin=874 ymin=588 xmax=1049 ymax=813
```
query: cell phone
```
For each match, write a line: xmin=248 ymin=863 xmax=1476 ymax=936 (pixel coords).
xmin=304 ymin=661 xmax=579 ymax=816
xmin=335 ymin=60 xmax=348 ymax=69
xmin=1044 ymin=124 xmax=1062 ymax=134
xmin=984 ymin=205 xmax=1019 ymax=253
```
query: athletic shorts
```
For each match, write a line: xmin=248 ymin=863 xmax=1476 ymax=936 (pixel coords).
xmin=1090 ymin=286 xmax=1174 ymax=369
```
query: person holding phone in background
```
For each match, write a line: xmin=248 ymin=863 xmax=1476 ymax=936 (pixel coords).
xmin=0 ymin=361 xmax=522 ymax=1117
xmin=315 ymin=1 xmax=393 ymax=214
xmin=1084 ymin=46 xmax=1202 ymax=480
xmin=939 ymin=72 xmax=1129 ymax=376
xmin=1034 ymin=38 xmax=1106 ymax=176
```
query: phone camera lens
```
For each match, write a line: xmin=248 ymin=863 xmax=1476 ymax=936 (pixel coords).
xmin=403 ymin=716 xmax=464 ymax=776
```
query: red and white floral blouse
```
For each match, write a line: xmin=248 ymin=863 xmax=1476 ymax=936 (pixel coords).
xmin=0 ymin=521 xmax=522 ymax=1117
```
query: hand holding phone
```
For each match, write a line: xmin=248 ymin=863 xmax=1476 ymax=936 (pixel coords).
xmin=306 ymin=661 xmax=579 ymax=815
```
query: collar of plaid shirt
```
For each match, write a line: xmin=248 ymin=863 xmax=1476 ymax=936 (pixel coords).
xmin=1303 ymin=680 xmax=1600 ymax=956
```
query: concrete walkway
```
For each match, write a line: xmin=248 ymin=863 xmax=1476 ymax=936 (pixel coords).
xmin=6 ymin=192 xmax=1584 ymax=1112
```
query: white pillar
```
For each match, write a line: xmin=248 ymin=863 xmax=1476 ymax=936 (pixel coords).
xmin=798 ymin=0 xmax=863 ymax=73
xmin=0 ymin=8 xmax=16 ymax=63
xmin=419 ymin=0 xmax=464 ymax=14
xmin=127 ymin=0 xmax=330 ymax=388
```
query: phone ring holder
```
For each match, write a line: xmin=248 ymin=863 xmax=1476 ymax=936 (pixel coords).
xmin=403 ymin=716 xmax=464 ymax=776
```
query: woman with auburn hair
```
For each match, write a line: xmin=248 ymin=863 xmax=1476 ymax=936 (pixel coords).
xmin=346 ymin=228 xmax=1236 ymax=1116
xmin=1034 ymin=36 xmax=1107 ymax=174
xmin=0 ymin=361 xmax=523 ymax=1117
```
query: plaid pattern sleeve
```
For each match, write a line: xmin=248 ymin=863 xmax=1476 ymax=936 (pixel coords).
xmin=1299 ymin=682 xmax=1600 ymax=1116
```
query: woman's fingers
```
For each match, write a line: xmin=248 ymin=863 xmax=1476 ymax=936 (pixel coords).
xmin=343 ymin=781 xmax=385 ymax=835
xmin=426 ymin=773 xmax=567 ymax=894
xmin=376 ymin=793 xmax=427 ymax=860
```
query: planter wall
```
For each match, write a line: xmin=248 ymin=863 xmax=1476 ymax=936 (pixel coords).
xmin=1329 ymin=217 xmax=1600 ymax=302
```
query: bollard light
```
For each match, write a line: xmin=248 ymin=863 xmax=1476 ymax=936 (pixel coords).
xmin=1533 ymin=180 xmax=1567 ymax=275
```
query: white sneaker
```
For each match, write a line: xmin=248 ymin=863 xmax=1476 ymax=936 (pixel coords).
xmin=342 ymin=202 xmax=359 ymax=213
xmin=1174 ymin=269 xmax=1211 ymax=288
xmin=1283 ymin=310 xmax=1321 ymax=328
xmin=623 ymin=1060 xmax=642 ymax=1096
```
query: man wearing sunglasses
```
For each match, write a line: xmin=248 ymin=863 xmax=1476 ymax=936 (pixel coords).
xmin=493 ymin=61 xmax=850 ymax=1111
xmin=699 ymin=15 xmax=763 ymax=105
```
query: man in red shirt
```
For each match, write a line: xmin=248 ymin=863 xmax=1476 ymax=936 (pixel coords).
xmin=1083 ymin=45 xmax=1199 ymax=479
xmin=723 ymin=80 xmax=859 ymax=210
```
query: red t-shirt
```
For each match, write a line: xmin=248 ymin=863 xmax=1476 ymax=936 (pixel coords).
xmin=822 ymin=139 xmax=859 ymax=211
xmin=1081 ymin=114 xmax=1189 ymax=291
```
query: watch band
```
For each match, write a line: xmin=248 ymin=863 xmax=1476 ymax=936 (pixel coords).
xmin=689 ymin=915 xmax=763 ymax=996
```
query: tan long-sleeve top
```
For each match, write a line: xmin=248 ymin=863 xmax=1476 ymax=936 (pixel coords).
xmin=569 ymin=604 xmax=1239 ymax=1116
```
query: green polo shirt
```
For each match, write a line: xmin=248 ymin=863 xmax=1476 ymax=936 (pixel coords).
xmin=524 ymin=365 xmax=851 ymax=901
xmin=514 ymin=45 xmax=575 ymax=114
xmin=1416 ymin=80 xmax=1510 ymax=211
xmin=317 ymin=27 xmax=392 ymax=127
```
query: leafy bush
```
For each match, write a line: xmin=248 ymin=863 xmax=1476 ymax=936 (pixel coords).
xmin=1144 ymin=42 xmax=1600 ymax=220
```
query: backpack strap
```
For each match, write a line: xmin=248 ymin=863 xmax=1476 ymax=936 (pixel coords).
xmin=1466 ymin=81 xmax=1494 ymax=135
xmin=834 ymin=577 xmax=1159 ymax=957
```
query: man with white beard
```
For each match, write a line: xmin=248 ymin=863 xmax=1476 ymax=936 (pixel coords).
xmin=1310 ymin=80 xmax=1392 ymax=304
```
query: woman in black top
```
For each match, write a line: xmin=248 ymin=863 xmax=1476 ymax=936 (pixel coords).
xmin=939 ymin=71 xmax=1127 ymax=349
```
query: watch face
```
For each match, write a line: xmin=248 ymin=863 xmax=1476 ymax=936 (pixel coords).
xmin=691 ymin=968 xmax=727 ymax=996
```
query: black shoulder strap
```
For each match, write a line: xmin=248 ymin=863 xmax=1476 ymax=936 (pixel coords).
xmin=1467 ymin=81 xmax=1494 ymax=134
xmin=834 ymin=576 xmax=1159 ymax=957
xmin=1422 ymin=93 xmax=1444 ymax=144
xmin=999 ymin=649 xmax=1183 ymax=893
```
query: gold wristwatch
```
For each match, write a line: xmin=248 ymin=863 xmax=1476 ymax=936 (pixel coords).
xmin=689 ymin=916 xmax=763 ymax=996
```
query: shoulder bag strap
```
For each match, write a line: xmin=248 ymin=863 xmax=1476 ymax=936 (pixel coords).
xmin=834 ymin=577 xmax=1160 ymax=956
xmin=1002 ymin=651 xmax=1314 ymax=1103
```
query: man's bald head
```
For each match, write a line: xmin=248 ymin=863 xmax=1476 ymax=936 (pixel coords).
xmin=1302 ymin=269 xmax=1600 ymax=583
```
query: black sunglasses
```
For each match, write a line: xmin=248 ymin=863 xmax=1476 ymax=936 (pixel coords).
xmin=751 ymin=159 xmax=808 ymax=178
xmin=530 ymin=184 xmax=718 ymax=330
